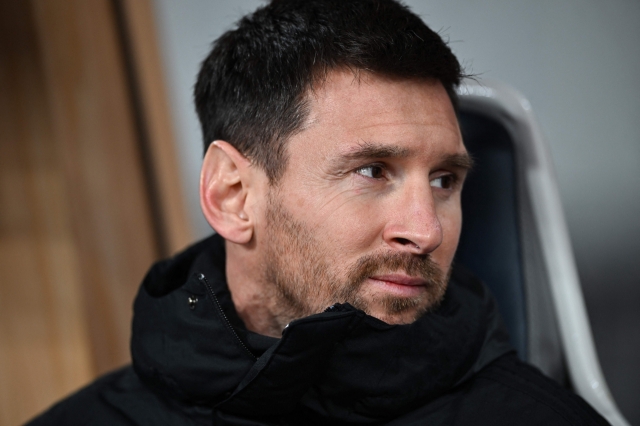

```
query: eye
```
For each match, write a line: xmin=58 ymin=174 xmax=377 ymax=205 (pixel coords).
xmin=430 ymin=174 xmax=456 ymax=189
xmin=355 ymin=164 xmax=385 ymax=179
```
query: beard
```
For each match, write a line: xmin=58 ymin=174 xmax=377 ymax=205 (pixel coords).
xmin=262 ymin=191 xmax=449 ymax=327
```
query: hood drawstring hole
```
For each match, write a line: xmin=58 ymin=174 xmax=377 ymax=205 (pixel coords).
xmin=188 ymin=296 xmax=198 ymax=310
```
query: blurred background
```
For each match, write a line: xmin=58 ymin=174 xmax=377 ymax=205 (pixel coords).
xmin=1 ymin=0 xmax=638 ymax=424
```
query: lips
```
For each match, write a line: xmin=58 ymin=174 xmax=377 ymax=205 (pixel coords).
xmin=369 ymin=274 xmax=428 ymax=286
xmin=367 ymin=274 xmax=428 ymax=297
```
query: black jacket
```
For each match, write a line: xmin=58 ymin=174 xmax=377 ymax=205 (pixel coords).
xmin=28 ymin=235 xmax=609 ymax=425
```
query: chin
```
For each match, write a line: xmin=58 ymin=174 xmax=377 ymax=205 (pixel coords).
xmin=374 ymin=313 xmax=420 ymax=325
xmin=357 ymin=291 xmax=445 ymax=325
xmin=361 ymin=303 xmax=430 ymax=325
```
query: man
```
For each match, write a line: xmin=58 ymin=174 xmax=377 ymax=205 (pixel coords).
xmin=30 ymin=0 xmax=609 ymax=425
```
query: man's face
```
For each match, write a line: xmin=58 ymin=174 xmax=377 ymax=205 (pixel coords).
xmin=254 ymin=71 xmax=469 ymax=325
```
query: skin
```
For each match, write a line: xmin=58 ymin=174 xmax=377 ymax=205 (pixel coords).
xmin=200 ymin=70 xmax=471 ymax=337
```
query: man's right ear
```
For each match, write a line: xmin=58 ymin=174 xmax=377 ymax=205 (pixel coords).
xmin=200 ymin=141 xmax=254 ymax=244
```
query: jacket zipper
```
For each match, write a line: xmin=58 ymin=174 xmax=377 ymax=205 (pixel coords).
xmin=198 ymin=273 xmax=257 ymax=361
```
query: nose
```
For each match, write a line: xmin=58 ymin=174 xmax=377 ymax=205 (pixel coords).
xmin=382 ymin=182 xmax=443 ymax=255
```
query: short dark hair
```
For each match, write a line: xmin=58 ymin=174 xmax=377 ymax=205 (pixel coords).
xmin=194 ymin=0 xmax=465 ymax=182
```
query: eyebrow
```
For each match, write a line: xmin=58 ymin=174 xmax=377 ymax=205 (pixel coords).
xmin=439 ymin=152 xmax=475 ymax=171
xmin=333 ymin=141 xmax=474 ymax=171
xmin=339 ymin=141 xmax=411 ymax=161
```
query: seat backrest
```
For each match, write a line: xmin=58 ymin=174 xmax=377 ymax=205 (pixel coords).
xmin=454 ymin=81 xmax=629 ymax=426
xmin=455 ymin=111 xmax=529 ymax=362
xmin=456 ymin=107 xmax=567 ymax=385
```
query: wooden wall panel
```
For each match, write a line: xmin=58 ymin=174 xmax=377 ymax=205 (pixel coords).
xmin=117 ymin=0 xmax=193 ymax=254
xmin=0 ymin=0 xmax=190 ymax=423
xmin=30 ymin=0 xmax=159 ymax=376
xmin=0 ymin=2 xmax=95 ymax=424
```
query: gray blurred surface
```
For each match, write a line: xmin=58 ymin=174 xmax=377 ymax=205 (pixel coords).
xmin=152 ymin=1 xmax=640 ymax=422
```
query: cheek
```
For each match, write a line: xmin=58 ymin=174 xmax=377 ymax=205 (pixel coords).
xmin=434 ymin=201 xmax=463 ymax=264
xmin=291 ymin=180 xmax=381 ymax=229
xmin=310 ymin=195 xmax=386 ymax=254
xmin=334 ymin=208 xmax=384 ymax=251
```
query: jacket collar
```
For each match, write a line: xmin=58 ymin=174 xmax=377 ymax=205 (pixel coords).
xmin=131 ymin=234 xmax=512 ymax=423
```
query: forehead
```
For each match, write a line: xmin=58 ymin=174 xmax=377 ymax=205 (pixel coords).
xmin=290 ymin=70 xmax=463 ymax=161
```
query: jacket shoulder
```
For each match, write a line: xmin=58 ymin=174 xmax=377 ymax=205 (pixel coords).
xmin=26 ymin=367 xmax=137 ymax=425
xmin=25 ymin=366 xmax=210 ymax=426
xmin=392 ymin=354 xmax=610 ymax=426
xmin=472 ymin=354 xmax=610 ymax=425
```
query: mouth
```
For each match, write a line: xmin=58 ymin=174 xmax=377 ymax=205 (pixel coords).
xmin=367 ymin=273 xmax=428 ymax=297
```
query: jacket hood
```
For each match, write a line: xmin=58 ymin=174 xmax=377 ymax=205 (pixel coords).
xmin=131 ymin=234 xmax=513 ymax=424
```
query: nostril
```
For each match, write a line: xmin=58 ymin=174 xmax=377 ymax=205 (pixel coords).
xmin=395 ymin=238 xmax=419 ymax=249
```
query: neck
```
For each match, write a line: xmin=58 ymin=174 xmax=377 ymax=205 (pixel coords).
xmin=225 ymin=240 xmax=286 ymax=337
